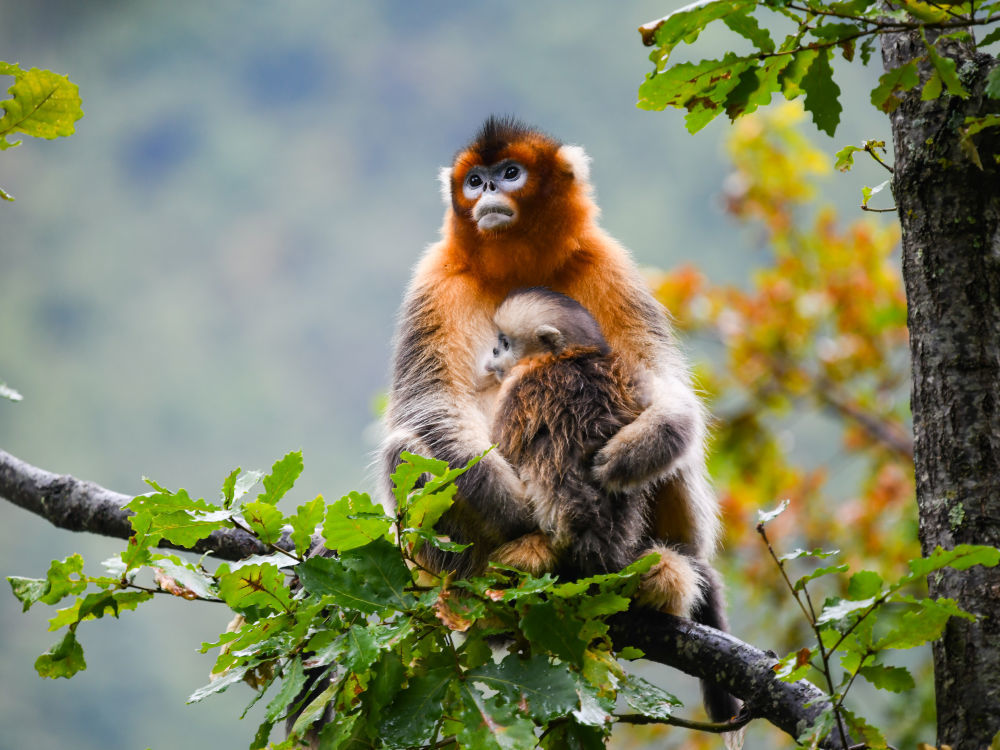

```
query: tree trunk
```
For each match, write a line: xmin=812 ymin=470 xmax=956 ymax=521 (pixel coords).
xmin=880 ymin=28 xmax=1000 ymax=749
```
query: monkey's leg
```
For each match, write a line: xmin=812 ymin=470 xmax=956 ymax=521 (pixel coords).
xmin=492 ymin=531 xmax=557 ymax=576
xmin=637 ymin=546 xmax=742 ymax=725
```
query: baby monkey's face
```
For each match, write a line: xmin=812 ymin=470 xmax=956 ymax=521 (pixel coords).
xmin=484 ymin=330 xmax=524 ymax=382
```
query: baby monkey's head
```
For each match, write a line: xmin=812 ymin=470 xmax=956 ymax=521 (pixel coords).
xmin=485 ymin=287 xmax=610 ymax=382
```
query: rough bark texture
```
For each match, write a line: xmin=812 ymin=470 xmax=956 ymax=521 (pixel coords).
xmin=0 ymin=448 xmax=274 ymax=560
xmin=609 ymin=610 xmax=847 ymax=748
xmin=880 ymin=29 xmax=1000 ymax=749
xmin=1 ymin=448 xmax=842 ymax=745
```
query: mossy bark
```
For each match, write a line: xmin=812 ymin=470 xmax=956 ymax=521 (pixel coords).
xmin=881 ymin=28 xmax=1000 ymax=749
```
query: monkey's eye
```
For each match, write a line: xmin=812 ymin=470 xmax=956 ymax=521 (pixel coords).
xmin=500 ymin=334 xmax=510 ymax=351
xmin=492 ymin=347 xmax=499 ymax=357
xmin=467 ymin=174 xmax=483 ymax=188
xmin=503 ymin=165 xmax=520 ymax=180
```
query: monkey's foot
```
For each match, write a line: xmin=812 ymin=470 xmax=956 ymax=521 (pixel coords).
xmin=492 ymin=531 xmax=557 ymax=576
xmin=636 ymin=545 xmax=705 ymax=618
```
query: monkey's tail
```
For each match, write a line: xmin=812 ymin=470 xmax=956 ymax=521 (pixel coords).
xmin=691 ymin=565 xmax=745 ymax=748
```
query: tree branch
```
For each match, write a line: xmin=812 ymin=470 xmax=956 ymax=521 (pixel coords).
xmin=0 ymin=448 xmax=276 ymax=560
xmin=1 ymin=448 xmax=843 ymax=747
xmin=609 ymin=610 xmax=846 ymax=749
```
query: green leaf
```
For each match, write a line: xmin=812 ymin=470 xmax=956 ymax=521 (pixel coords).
xmin=725 ymin=57 xmax=791 ymax=120
xmin=757 ymin=499 xmax=789 ymax=526
xmin=297 ymin=539 xmax=412 ymax=614
xmin=980 ymin=27 xmax=1000 ymax=47
xmin=773 ymin=648 xmax=813 ymax=682
xmin=960 ymin=115 xmax=1000 ymax=169
xmin=861 ymin=179 xmax=890 ymax=209
xmin=640 ymin=0 xmax=757 ymax=62
xmin=540 ymin=720 xmax=606 ymax=749
xmin=454 ymin=682 xmax=537 ymax=750
xmin=809 ymin=21 xmax=863 ymax=41
xmin=520 ymin=601 xmax=587 ymax=665
xmin=870 ymin=60 xmax=920 ymax=112
xmin=217 ymin=562 xmax=293 ymax=614
xmin=858 ymin=664 xmax=915 ymax=692
xmin=8 ymin=576 xmax=48 ymax=611
xmin=188 ymin=664 xmax=252 ymax=702
xmin=835 ymin=145 xmax=863 ymax=172
xmin=48 ymin=590 xmax=152 ymax=631
xmin=723 ymin=11 xmax=775 ymax=53
xmin=289 ymin=495 xmax=324 ymax=557
xmin=921 ymin=71 xmax=943 ymax=101
xmin=801 ymin=49 xmax=842 ymax=136
xmin=35 ymin=630 xmax=86 ymax=678
xmin=151 ymin=554 xmax=217 ymax=599
xmin=985 ymin=66 xmax=1000 ymax=99
xmin=221 ymin=467 xmax=241 ymax=509
xmin=780 ymin=547 xmax=840 ymax=562
xmin=127 ymin=483 xmax=224 ymax=548
xmin=379 ymin=664 xmax=453 ymax=746
xmin=469 ymin=654 xmax=579 ymax=723
xmin=922 ymin=32 xmax=968 ymax=98
xmin=847 ymin=570 xmax=884 ymax=600
xmin=780 ymin=49 xmax=819 ymax=99
xmin=222 ymin=467 xmax=264 ymax=510
xmin=619 ymin=673 xmax=682 ymax=719
xmin=243 ymin=500 xmax=286 ymax=545
xmin=322 ymin=491 xmax=392 ymax=552
xmin=617 ymin=646 xmax=644 ymax=660
xmin=904 ymin=544 xmax=1000 ymax=582
xmin=363 ymin=651 xmax=406 ymax=720
xmin=816 ymin=596 xmax=877 ymax=625
xmin=25 ymin=554 xmax=89 ymax=608
xmin=264 ymin=658 xmax=307 ymax=723
xmin=0 ymin=64 xmax=83 ymax=150
xmin=794 ymin=563 xmax=849 ymax=591
xmin=288 ymin=680 xmax=338 ymax=736
xmin=638 ymin=53 xmax=755 ymax=133
xmin=257 ymin=450 xmax=303 ymax=505
xmin=0 ymin=186 xmax=12 ymax=201
xmin=876 ymin=606 xmax=951 ymax=649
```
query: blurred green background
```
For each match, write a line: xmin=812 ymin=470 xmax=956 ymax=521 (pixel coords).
xmin=1 ymin=2 xmax=886 ymax=748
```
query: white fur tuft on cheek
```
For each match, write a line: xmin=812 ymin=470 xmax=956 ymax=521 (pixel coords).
xmin=438 ymin=166 xmax=453 ymax=206
xmin=557 ymin=144 xmax=591 ymax=183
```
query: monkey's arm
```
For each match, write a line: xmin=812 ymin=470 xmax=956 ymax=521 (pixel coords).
xmin=382 ymin=290 xmax=534 ymax=544
xmin=591 ymin=367 xmax=702 ymax=491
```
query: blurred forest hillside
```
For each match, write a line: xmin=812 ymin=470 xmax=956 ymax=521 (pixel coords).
xmin=1 ymin=2 xmax=887 ymax=749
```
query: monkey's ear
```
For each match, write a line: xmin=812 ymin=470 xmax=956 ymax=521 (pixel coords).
xmin=438 ymin=166 xmax=453 ymax=205
xmin=557 ymin=144 xmax=591 ymax=183
xmin=536 ymin=325 xmax=565 ymax=353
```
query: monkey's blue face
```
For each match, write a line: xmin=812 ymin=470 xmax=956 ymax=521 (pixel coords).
xmin=462 ymin=160 xmax=528 ymax=232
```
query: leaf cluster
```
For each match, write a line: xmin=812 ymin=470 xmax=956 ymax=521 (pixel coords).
xmin=0 ymin=61 xmax=83 ymax=201
xmin=7 ymin=451 xmax=687 ymax=749
xmin=757 ymin=501 xmax=1000 ymax=749
xmin=637 ymin=0 xmax=1000 ymax=136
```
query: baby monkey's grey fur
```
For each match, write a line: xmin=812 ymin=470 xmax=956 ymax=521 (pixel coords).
xmin=487 ymin=288 xmax=678 ymax=581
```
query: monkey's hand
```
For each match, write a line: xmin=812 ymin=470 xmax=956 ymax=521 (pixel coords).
xmin=492 ymin=531 xmax=557 ymax=576
xmin=592 ymin=411 xmax=693 ymax=491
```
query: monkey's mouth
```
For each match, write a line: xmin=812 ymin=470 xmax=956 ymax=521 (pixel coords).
xmin=475 ymin=205 xmax=516 ymax=231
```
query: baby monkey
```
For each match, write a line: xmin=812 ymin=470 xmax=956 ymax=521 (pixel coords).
xmin=484 ymin=287 xmax=706 ymax=617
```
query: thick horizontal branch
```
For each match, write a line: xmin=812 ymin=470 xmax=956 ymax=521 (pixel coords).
xmin=0 ymin=449 xmax=274 ymax=560
xmin=1 ymin=448 xmax=840 ymax=746
xmin=609 ymin=610 xmax=846 ymax=749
